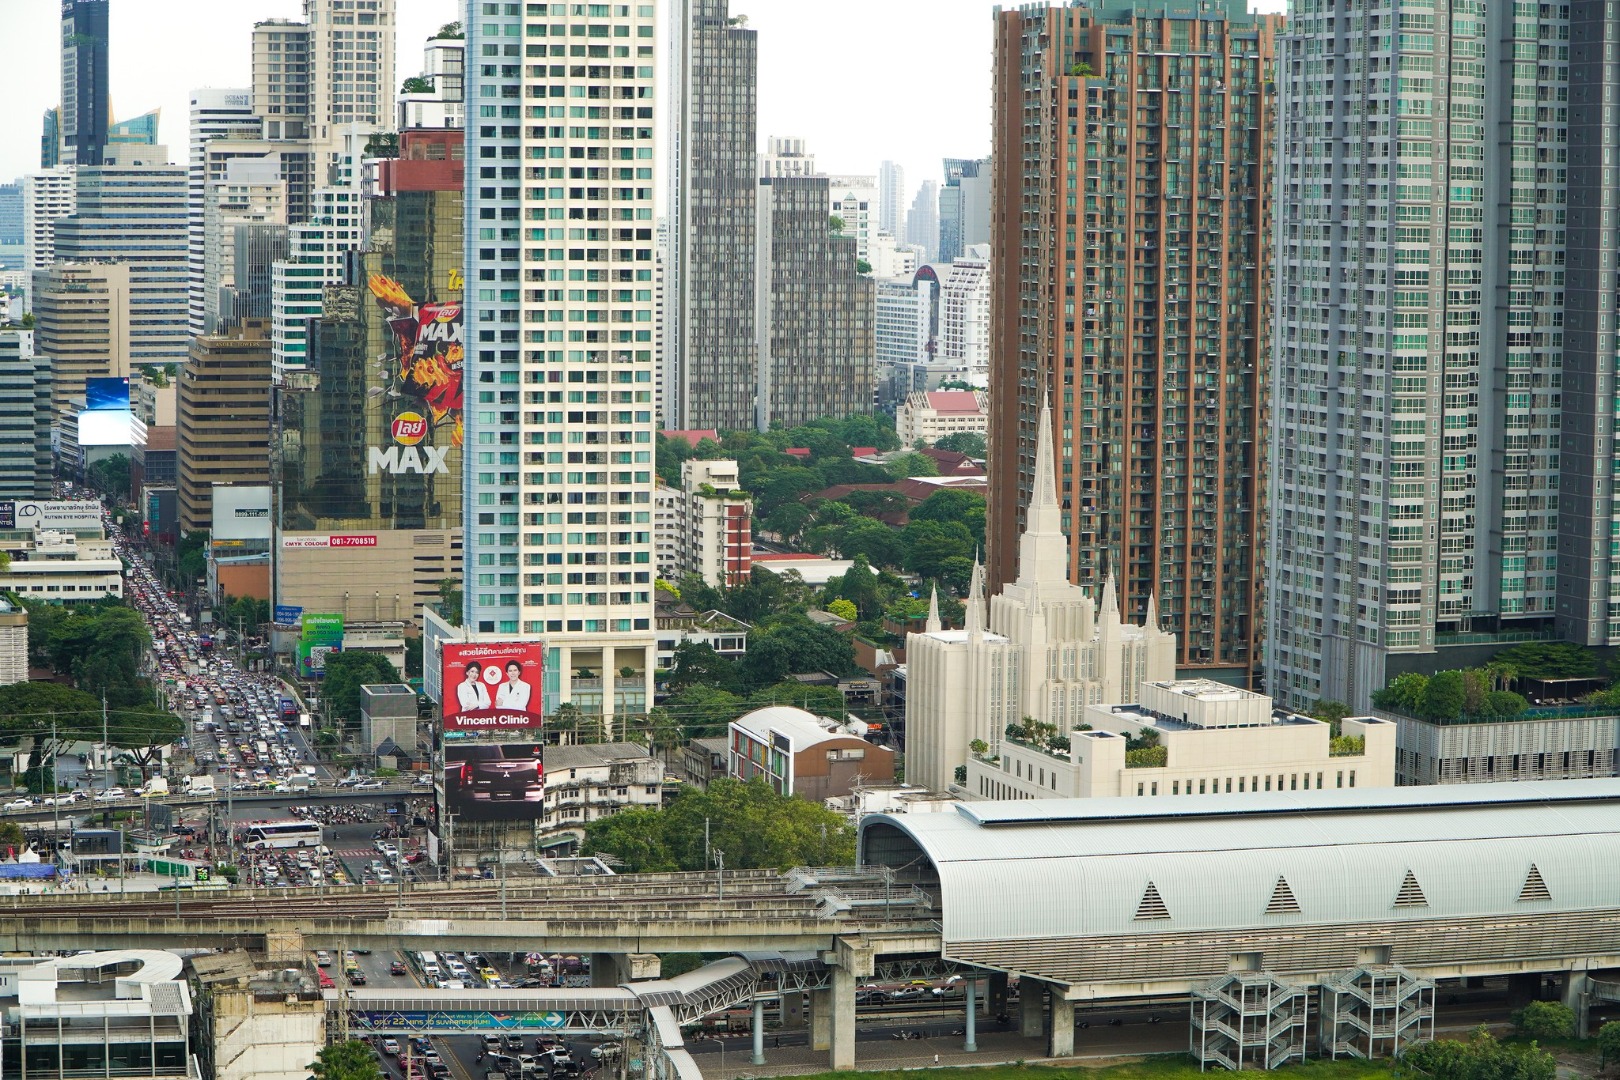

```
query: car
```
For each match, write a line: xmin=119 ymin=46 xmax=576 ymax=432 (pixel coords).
xmin=451 ymin=743 xmax=545 ymax=803
xmin=381 ymin=1039 xmax=400 ymax=1056
xmin=422 ymin=1050 xmax=441 ymax=1065
xmin=315 ymin=951 xmax=332 ymax=967
xmin=591 ymin=1045 xmax=619 ymax=1061
xmin=93 ymin=787 xmax=127 ymax=801
xmin=483 ymin=1035 xmax=503 ymax=1052
xmin=355 ymin=780 xmax=384 ymax=790
xmin=347 ymin=971 xmax=367 ymax=985
xmin=888 ymin=986 xmax=928 ymax=1002
xmin=505 ymin=1035 xmax=526 ymax=1051
xmin=3 ymin=798 xmax=33 ymax=810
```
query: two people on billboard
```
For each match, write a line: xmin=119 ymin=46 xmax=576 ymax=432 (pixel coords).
xmin=495 ymin=660 xmax=532 ymax=710
xmin=457 ymin=661 xmax=493 ymax=711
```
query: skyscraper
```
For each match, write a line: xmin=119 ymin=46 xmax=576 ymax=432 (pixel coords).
xmin=188 ymin=89 xmax=263 ymax=336
xmin=0 ymin=329 xmax=53 ymax=500
xmin=1266 ymin=0 xmax=1610 ymax=711
xmin=905 ymin=180 xmax=937 ymax=264
xmin=988 ymin=0 xmax=1280 ymax=680
xmin=31 ymin=261 xmax=131 ymax=414
xmin=668 ymin=0 xmax=758 ymax=431
xmin=22 ymin=167 xmax=76 ymax=278
xmin=756 ymin=175 xmax=876 ymax=428
xmin=53 ymin=164 xmax=191 ymax=365
xmin=59 ymin=0 xmax=110 ymax=167
xmin=938 ymin=157 xmax=990 ymax=265
xmin=878 ymin=160 xmax=905 ymax=238
xmin=461 ymin=2 xmax=659 ymax=720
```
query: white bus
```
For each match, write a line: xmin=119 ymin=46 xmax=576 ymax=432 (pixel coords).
xmin=242 ymin=819 xmax=323 ymax=850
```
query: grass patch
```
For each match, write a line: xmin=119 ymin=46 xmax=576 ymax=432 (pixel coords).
xmin=791 ymin=1056 xmax=1398 ymax=1080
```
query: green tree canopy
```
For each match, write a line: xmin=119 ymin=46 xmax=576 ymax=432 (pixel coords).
xmin=1599 ymin=1020 xmax=1620 ymax=1069
xmin=910 ymin=488 xmax=986 ymax=549
xmin=1490 ymin=641 xmax=1599 ymax=680
xmin=1512 ymin=1000 xmax=1575 ymax=1040
xmin=655 ymin=684 xmax=747 ymax=737
xmin=321 ymin=650 xmax=402 ymax=725
xmin=585 ymin=777 xmax=854 ymax=873
xmin=933 ymin=431 xmax=986 ymax=457
xmin=86 ymin=454 xmax=130 ymax=500
xmin=665 ymin=642 xmax=740 ymax=694
xmin=746 ymin=681 xmax=847 ymax=719
xmin=739 ymin=612 xmax=857 ymax=687
xmin=1400 ymin=1027 xmax=1554 ymax=1080
xmin=308 ymin=1040 xmax=384 ymax=1080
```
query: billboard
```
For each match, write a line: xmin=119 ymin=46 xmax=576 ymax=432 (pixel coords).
xmin=0 ymin=500 xmax=103 ymax=531
xmin=281 ymin=534 xmax=378 ymax=549
xmin=211 ymin=484 xmax=273 ymax=542
xmin=367 ymin=275 xmax=462 ymax=477
xmin=298 ymin=613 xmax=345 ymax=678
xmin=443 ymin=741 xmax=545 ymax=821
xmin=79 ymin=376 xmax=136 ymax=447
xmin=441 ymin=642 xmax=545 ymax=731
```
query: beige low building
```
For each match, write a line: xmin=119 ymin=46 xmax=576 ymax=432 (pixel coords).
xmin=189 ymin=951 xmax=325 ymax=1080
xmin=276 ymin=528 xmax=460 ymax=623
xmin=967 ymin=679 xmax=1395 ymax=801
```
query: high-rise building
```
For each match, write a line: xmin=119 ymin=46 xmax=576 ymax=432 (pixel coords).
xmin=905 ymin=180 xmax=937 ymax=263
xmin=988 ymin=0 xmax=1281 ymax=680
xmin=756 ymin=175 xmax=876 ymax=428
xmin=1265 ymin=0 xmax=1608 ymax=710
xmin=878 ymin=160 xmax=905 ymax=238
xmin=827 ymin=175 xmax=876 ymax=263
xmin=269 ymin=133 xmax=369 ymax=378
xmin=875 ymin=274 xmax=934 ymax=396
xmin=938 ymin=243 xmax=991 ymax=383
xmin=22 ymin=168 xmax=76 ymax=278
xmin=759 ymin=135 xmax=816 ymax=179
xmin=460 ymin=2 xmax=659 ymax=720
xmin=58 ymin=0 xmax=110 ymax=167
xmin=177 ymin=321 xmax=273 ymax=533
xmin=0 ymin=182 xmax=22 ymax=268
xmin=867 ymin=234 xmax=920 ymax=280
xmin=31 ymin=261 xmax=131 ymax=414
xmin=104 ymin=110 xmax=161 ymax=161
xmin=53 ymin=164 xmax=191 ymax=365
xmin=203 ymin=177 xmax=289 ymax=334
xmin=398 ymin=37 xmax=466 ymax=130
xmin=654 ymin=459 xmax=753 ymax=588
xmin=0 ymin=328 xmax=53 ymax=500
xmin=668 ymin=0 xmax=758 ymax=432
xmin=188 ymin=89 xmax=263 ymax=337
xmin=40 ymin=109 xmax=61 ymax=170
xmin=273 ymin=127 xmax=466 ymax=619
xmin=252 ymin=20 xmax=312 ymax=142
xmin=938 ymin=157 xmax=991 ymax=265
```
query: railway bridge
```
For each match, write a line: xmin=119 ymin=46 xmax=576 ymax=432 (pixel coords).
xmin=9 ymin=780 xmax=1620 ymax=1073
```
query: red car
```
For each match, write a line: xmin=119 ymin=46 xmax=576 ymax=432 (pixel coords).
xmin=390 ymin=961 xmax=408 ymax=976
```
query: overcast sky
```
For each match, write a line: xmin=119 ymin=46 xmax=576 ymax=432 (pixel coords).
xmin=3 ymin=0 xmax=1283 ymax=203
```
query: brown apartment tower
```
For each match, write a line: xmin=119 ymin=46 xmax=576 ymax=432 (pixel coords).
xmin=988 ymin=0 xmax=1280 ymax=682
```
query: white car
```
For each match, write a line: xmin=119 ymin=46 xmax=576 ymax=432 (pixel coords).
xmin=355 ymin=780 xmax=384 ymax=790
xmin=3 ymin=798 xmax=33 ymax=810
xmin=93 ymin=787 xmax=127 ymax=801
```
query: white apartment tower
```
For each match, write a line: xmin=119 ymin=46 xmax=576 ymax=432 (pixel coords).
xmin=462 ymin=0 xmax=659 ymax=721
xmin=938 ymin=243 xmax=991 ymax=381
xmin=878 ymin=159 xmax=905 ymax=238
xmin=758 ymin=135 xmax=815 ymax=179
xmin=188 ymin=89 xmax=262 ymax=336
xmin=1266 ymin=0 xmax=1599 ymax=712
xmin=22 ymin=167 xmax=76 ymax=278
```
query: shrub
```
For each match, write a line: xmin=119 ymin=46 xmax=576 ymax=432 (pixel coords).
xmin=1512 ymin=1000 xmax=1575 ymax=1040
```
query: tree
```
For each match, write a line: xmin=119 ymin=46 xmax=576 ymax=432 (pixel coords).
xmin=828 ymin=214 xmax=846 ymax=234
xmin=901 ymin=518 xmax=975 ymax=582
xmin=362 ymin=131 xmax=399 ymax=158
xmin=665 ymin=642 xmax=740 ymax=694
xmin=1512 ymin=1000 xmax=1575 ymax=1040
xmin=177 ymin=530 xmax=208 ymax=587
xmin=1599 ymin=1020 xmax=1620 ymax=1069
xmin=435 ymin=21 xmax=464 ymax=39
xmin=0 ymin=821 xmax=22 ymax=854
xmin=321 ymin=650 xmax=402 ymax=725
xmin=739 ymin=613 xmax=856 ymax=688
xmin=826 ymin=599 xmax=858 ymax=622
xmin=436 ymin=578 xmax=463 ymax=626
xmin=933 ymin=431 xmax=987 ymax=458
xmin=1421 ymin=670 xmax=1467 ymax=721
xmin=401 ymin=76 xmax=433 ymax=94
xmin=746 ymin=681 xmax=847 ymax=720
xmin=1400 ymin=1028 xmax=1554 ymax=1080
xmin=86 ymin=453 xmax=131 ymax=499
xmin=580 ymin=807 xmax=676 ymax=871
xmin=885 ymin=451 xmax=939 ymax=480
xmin=657 ymin=684 xmax=746 ymax=736
xmin=855 ymin=259 xmax=872 ymax=274
xmin=308 ymin=1040 xmax=384 ymax=1080
xmin=1491 ymin=641 xmax=1598 ymax=680
xmin=1309 ymin=699 xmax=1351 ymax=729
xmin=1372 ymin=671 xmax=1429 ymax=714
xmin=827 ymin=557 xmax=883 ymax=621
xmin=910 ymin=488 xmax=986 ymax=549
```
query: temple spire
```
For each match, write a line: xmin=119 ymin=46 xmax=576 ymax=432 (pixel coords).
xmin=1016 ymin=391 xmax=1071 ymax=584
xmin=1144 ymin=589 xmax=1158 ymax=631
xmin=1100 ymin=568 xmax=1120 ymax=626
xmin=925 ymin=585 xmax=941 ymax=633
xmin=965 ymin=556 xmax=986 ymax=635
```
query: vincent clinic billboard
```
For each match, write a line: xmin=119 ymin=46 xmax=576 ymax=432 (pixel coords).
xmin=441 ymin=642 xmax=544 ymax=731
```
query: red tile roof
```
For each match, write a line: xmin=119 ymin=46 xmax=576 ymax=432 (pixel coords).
xmin=661 ymin=428 xmax=721 ymax=449
xmin=925 ymin=390 xmax=984 ymax=414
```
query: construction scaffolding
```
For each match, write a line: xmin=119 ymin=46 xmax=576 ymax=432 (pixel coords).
xmin=1189 ymin=972 xmax=1309 ymax=1071
xmin=1319 ymin=964 xmax=1435 ymax=1061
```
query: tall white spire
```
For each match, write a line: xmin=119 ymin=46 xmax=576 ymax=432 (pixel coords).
xmin=965 ymin=556 xmax=986 ymax=634
xmin=1145 ymin=589 xmax=1158 ymax=631
xmin=1016 ymin=391 xmax=1071 ymax=585
xmin=925 ymin=585 xmax=941 ymax=633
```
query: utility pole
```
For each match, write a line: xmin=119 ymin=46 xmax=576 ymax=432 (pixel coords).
xmin=713 ymin=847 xmax=724 ymax=902
xmin=101 ymin=693 xmax=110 ymax=797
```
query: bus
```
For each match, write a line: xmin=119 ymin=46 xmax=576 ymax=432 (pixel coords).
xmin=241 ymin=819 xmax=323 ymax=850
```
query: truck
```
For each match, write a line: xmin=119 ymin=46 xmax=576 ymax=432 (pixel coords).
xmin=299 ymin=713 xmax=311 ymax=729
xmin=142 ymin=777 xmax=170 ymax=797
xmin=279 ymin=698 xmax=298 ymax=720
xmin=183 ymin=775 xmax=216 ymax=796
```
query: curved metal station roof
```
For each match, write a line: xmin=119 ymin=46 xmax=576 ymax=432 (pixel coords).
xmin=860 ymin=780 xmax=1620 ymax=944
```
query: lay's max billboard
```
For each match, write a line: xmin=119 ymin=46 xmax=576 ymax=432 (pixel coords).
xmin=366 ymin=274 xmax=463 ymax=476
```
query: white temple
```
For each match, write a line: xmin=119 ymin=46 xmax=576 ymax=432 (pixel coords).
xmin=903 ymin=396 xmax=1177 ymax=792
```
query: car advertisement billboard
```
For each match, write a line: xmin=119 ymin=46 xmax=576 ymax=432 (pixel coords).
xmin=443 ymin=741 xmax=545 ymax=821
xmin=441 ymin=642 xmax=545 ymax=731
xmin=366 ymin=275 xmax=462 ymax=477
